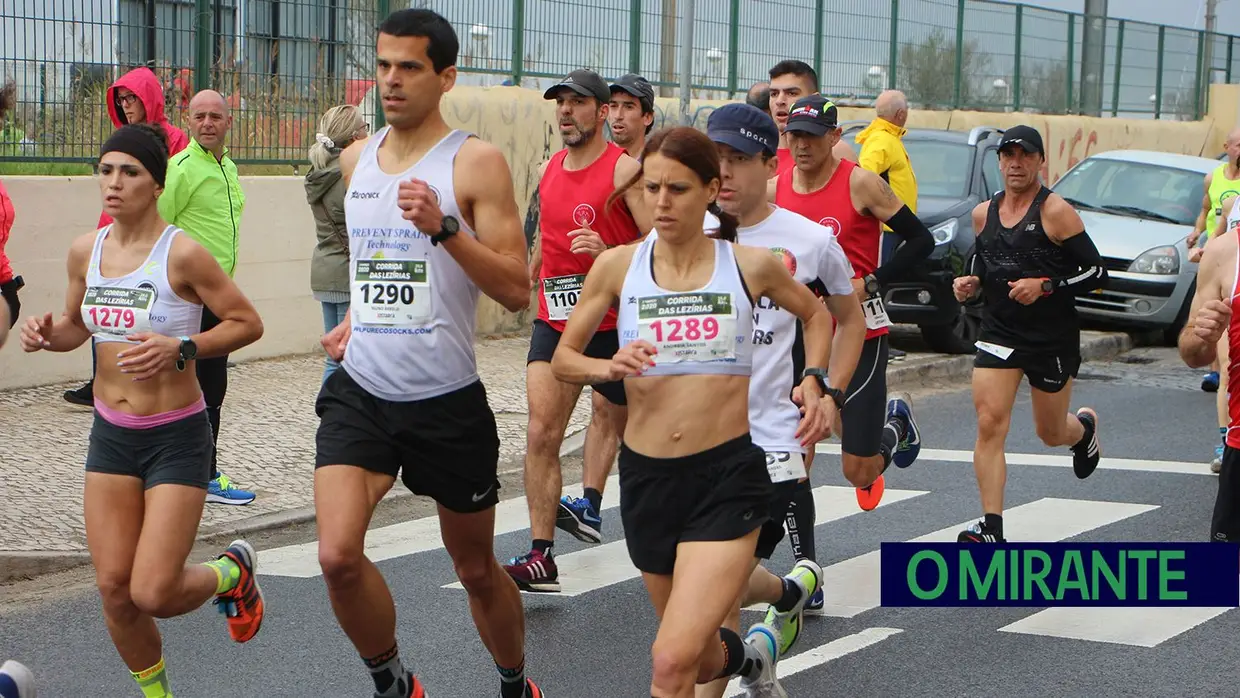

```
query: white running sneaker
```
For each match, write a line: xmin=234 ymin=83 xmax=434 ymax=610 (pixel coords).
xmin=738 ymin=622 xmax=786 ymax=698
xmin=0 ymin=660 xmax=36 ymax=698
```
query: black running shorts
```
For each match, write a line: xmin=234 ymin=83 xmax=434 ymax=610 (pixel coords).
xmin=619 ymin=434 xmax=773 ymax=575
xmin=755 ymin=454 xmax=803 ymax=560
xmin=974 ymin=345 xmax=1081 ymax=394
xmin=526 ymin=319 xmax=627 ymax=406
xmin=841 ymin=335 xmax=889 ymax=458
xmin=314 ymin=368 xmax=501 ymax=513
xmin=85 ymin=408 xmax=213 ymax=489
xmin=1212 ymin=446 xmax=1240 ymax=542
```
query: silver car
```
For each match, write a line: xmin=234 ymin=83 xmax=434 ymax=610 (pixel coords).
xmin=1051 ymin=150 xmax=1217 ymax=344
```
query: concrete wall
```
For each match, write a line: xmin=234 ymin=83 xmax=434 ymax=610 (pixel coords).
xmin=0 ymin=84 xmax=1233 ymax=390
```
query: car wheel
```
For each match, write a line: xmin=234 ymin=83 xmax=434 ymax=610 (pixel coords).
xmin=920 ymin=302 xmax=982 ymax=354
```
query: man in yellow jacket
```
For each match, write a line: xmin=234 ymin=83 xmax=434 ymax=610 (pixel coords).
xmin=857 ymin=89 xmax=917 ymax=361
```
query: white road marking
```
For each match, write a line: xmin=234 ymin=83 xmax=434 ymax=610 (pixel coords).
xmin=999 ymin=605 xmax=1235 ymax=648
xmin=814 ymin=443 xmax=1215 ymax=476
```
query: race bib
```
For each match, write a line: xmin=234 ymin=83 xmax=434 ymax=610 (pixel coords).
xmin=543 ymin=274 xmax=585 ymax=321
xmin=81 ymin=286 xmax=154 ymax=339
xmin=636 ymin=292 xmax=737 ymax=363
xmin=975 ymin=340 xmax=1015 ymax=360
xmin=765 ymin=450 xmax=807 ymax=483
xmin=861 ymin=294 xmax=892 ymax=330
xmin=351 ymin=259 xmax=432 ymax=327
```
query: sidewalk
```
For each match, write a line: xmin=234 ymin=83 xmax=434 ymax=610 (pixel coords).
xmin=0 ymin=328 xmax=1132 ymax=577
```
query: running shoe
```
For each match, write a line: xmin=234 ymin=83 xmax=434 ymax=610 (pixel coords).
xmin=387 ymin=673 xmax=426 ymax=698
xmin=889 ymin=348 xmax=906 ymax=363
xmin=502 ymin=550 xmax=560 ymax=593
xmin=1212 ymin=443 xmax=1224 ymax=474
xmin=1072 ymin=408 xmax=1101 ymax=479
xmin=856 ymin=473 xmax=884 ymax=511
xmin=556 ymin=495 xmax=602 ymax=544
xmin=0 ymin=661 xmax=35 ymax=698
xmin=207 ymin=473 xmax=256 ymax=505
xmin=500 ymin=678 xmax=543 ymax=698
xmin=213 ymin=539 xmax=265 ymax=643
xmin=761 ymin=559 xmax=823 ymax=656
xmin=1203 ymin=371 xmax=1220 ymax=392
xmin=887 ymin=392 xmax=922 ymax=469
xmin=804 ymin=587 xmax=825 ymax=616
xmin=738 ymin=622 xmax=786 ymax=698
xmin=957 ymin=521 xmax=1006 ymax=543
xmin=62 ymin=380 xmax=92 ymax=407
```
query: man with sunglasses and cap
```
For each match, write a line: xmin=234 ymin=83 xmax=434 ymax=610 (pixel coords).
xmin=608 ymin=73 xmax=656 ymax=160
xmin=507 ymin=68 xmax=652 ymax=593
xmin=953 ymin=124 xmax=1107 ymax=544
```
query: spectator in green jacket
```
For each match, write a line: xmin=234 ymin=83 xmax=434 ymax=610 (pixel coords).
xmin=305 ymin=104 xmax=367 ymax=383
xmin=158 ymin=89 xmax=256 ymax=506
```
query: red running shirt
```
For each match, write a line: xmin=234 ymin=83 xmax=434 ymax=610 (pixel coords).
xmin=537 ymin=142 xmax=639 ymax=332
xmin=0 ymin=179 xmax=14 ymax=284
xmin=775 ymin=148 xmax=795 ymax=177
xmin=775 ymin=158 xmax=886 ymax=339
xmin=1227 ymin=243 xmax=1240 ymax=448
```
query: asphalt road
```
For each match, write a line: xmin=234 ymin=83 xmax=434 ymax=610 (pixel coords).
xmin=2 ymin=347 xmax=1237 ymax=698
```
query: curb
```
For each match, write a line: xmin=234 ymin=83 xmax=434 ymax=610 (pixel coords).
xmin=0 ymin=332 xmax=1133 ymax=585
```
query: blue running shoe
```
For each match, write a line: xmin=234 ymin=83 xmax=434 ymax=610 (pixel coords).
xmin=1213 ymin=443 xmax=1224 ymax=474
xmin=887 ymin=392 xmax=921 ymax=469
xmin=0 ymin=661 xmax=35 ymax=698
xmin=556 ymin=495 xmax=602 ymax=544
xmin=1203 ymin=371 xmax=1220 ymax=392
xmin=804 ymin=587 xmax=825 ymax=616
xmin=207 ymin=473 xmax=256 ymax=506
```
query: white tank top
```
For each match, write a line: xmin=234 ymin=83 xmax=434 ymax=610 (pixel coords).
xmin=1224 ymin=197 xmax=1240 ymax=238
xmin=342 ymin=127 xmax=482 ymax=402
xmin=82 ymin=225 xmax=203 ymax=344
xmin=616 ymin=235 xmax=754 ymax=377
xmin=738 ymin=207 xmax=856 ymax=453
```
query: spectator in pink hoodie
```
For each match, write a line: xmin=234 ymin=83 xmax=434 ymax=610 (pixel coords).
xmin=64 ymin=67 xmax=191 ymax=405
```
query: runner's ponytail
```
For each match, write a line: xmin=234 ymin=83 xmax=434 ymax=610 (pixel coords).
xmin=707 ymin=201 xmax=738 ymax=243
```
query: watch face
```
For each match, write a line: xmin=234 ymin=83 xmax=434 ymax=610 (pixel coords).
xmin=443 ymin=215 xmax=460 ymax=234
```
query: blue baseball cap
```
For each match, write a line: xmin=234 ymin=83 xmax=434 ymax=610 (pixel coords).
xmin=706 ymin=103 xmax=779 ymax=156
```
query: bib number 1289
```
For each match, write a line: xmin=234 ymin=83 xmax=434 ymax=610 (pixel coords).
xmin=645 ymin=316 xmax=719 ymax=343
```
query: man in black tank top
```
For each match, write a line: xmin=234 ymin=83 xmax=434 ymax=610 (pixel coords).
xmin=952 ymin=125 xmax=1108 ymax=543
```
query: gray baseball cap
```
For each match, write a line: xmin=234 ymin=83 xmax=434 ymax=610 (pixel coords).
xmin=543 ymin=69 xmax=611 ymax=104
xmin=610 ymin=73 xmax=655 ymax=111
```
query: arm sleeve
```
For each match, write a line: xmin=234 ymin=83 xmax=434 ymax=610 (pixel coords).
xmin=818 ymin=236 xmax=858 ymax=296
xmin=871 ymin=204 xmax=934 ymax=284
xmin=1048 ymin=231 xmax=1107 ymax=294
xmin=156 ymin=163 xmax=191 ymax=225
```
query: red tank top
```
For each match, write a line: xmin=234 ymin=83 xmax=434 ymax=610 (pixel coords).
xmin=1227 ymin=243 xmax=1240 ymax=448
xmin=537 ymin=143 xmax=639 ymax=331
xmin=775 ymin=158 xmax=886 ymax=339
xmin=776 ymin=148 xmax=795 ymax=176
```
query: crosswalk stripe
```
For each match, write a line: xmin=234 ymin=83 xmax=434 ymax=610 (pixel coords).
xmin=803 ymin=497 xmax=1158 ymax=618
xmin=444 ymin=485 xmax=930 ymax=597
xmin=722 ymin=627 xmax=904 ymax=696
xmin=260 ymin=475 xmax=623 ymax=578
xmin=998 ymin=604 xmax=1235 ymax=648
xmin=813 ymin=443 xmax=1212 ymax=476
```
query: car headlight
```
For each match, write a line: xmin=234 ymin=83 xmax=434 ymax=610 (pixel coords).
xmin=1127 ymin=245 xmax=1179 ymax=275
xmin=930 ymin=219 xmax=957 ymax=245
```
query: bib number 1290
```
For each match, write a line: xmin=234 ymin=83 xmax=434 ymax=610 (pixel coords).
xmin=351 ymin=259 xmax=432 ymax=327
xmin=359 ymin=283 xmax=416 ymax=306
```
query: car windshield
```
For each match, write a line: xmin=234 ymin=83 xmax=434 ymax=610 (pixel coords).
xmin=1052 ymin=158 xmax=1205 ymax=226
xmin=902 ymin=140 xmax=974 ymax=198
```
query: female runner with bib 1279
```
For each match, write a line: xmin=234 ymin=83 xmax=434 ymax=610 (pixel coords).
xmin=551 ymin=126 xmax=835 ymax=698
xmin=19 ymin=123 xmax=266 ymax=698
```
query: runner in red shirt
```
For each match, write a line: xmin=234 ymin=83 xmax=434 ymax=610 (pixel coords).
xmin=0 ymin=81 xmax=18 ymax=342
xmin=766 ymin=61 xmax=857 ymax=177
xmin=505 ymin=69 xmax=652 ymax=593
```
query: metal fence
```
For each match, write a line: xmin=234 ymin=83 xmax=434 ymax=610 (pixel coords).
xmin=1 ymin=0 xmax=1236 ymax=166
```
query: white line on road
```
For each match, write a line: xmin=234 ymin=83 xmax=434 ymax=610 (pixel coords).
xmin=998 ymin=604 xmax=1235 ymax=648
xmin=814 ymin=443 xmax=1216 ymax=476
xmin=723 ymin=627 xmax=905 ymax=696
xmin=446 ymin=485 xmax=929 ymax=597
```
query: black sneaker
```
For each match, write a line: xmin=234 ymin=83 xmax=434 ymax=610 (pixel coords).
xmin=63 ymin=380 xmax=93 ymax=406
xmin=958 ymin=521 xmax=1005 ymax=543
xmin=1072 ymin=408 xmax=1100 ymax=479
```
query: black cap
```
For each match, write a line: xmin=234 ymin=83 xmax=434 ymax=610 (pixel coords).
xmin=997 ymin=125 xmax=1045 ymax=156
xmin=543 ymin=69 xmax=611 ymax=104
xmin=707 ymin=103 xmax=779 ymax=156
xmin=784 ymin=95 xmax=839 ymax=137
xmin=610 ymin=73 xmax=655 ymax=111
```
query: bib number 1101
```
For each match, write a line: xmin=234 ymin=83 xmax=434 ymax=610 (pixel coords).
xmin=645 ymin=316 xmax=719 ymax=343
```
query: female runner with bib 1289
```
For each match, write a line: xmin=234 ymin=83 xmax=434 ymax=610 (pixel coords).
xmin=551 ymin=126 xmax=835 ymax=698
xmin=19 ymin=123 xmax=266 ymax=698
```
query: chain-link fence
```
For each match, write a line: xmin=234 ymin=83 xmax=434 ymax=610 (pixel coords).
xmin=1 ymin=0 xmax=1235 ymax=166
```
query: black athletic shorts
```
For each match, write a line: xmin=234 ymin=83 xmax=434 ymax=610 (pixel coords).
xmin=841 ymin=334 xmax=889 ymax=458
xmin=1212 ymin=446 xmax=1240 ymax=542
xmin=755 ymin=452 xmax=804 ymax=560
xmin=619 ymin=434 xmax=773 ymax=575
xmin=526 ymin=319 xmax=626 ymax=406
xmin=85 ymin=408 xmax=213 ymax=490
xmin=314 ymin=368 xmax=501 ymax=514
xmin=974 ymin=345 xmax=1081 ymax=394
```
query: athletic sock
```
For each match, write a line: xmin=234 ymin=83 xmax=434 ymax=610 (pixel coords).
xmin=131 ymin=657 xmax=172 ymax=698
xmin=984 ymin=513 xmax=1004 ymax=539
xmin=364 ymin=644 xmax=408 ymax=697
xmin=497 ymin=658 xmax=526 ymax=698
xmin=1220 ymin=427 xmax=1227 ymax=444
xmin=532 ymin=539 xmax=554 ymax=558
xmin=583 ymin=487 xmax=603 ymax=514
xmin=203 ymin=557 xmax=241 ymax=594
xmin=772 ymin=577 xmax=803 ymax=613
xmin=878 ymin=423 xmax=900 ymax=474
xmin=714 ymin=627 xmax=747 ymax=679
xmin=785 ymin=480 xmax=817 ymax=561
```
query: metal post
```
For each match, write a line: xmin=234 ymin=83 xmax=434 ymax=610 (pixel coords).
xmin=145 ymin=0 xmax=158 ymax=67
xmin=628 ymin=0 xmax=642 ymax=75
xmin=658 ymin=0 xmax=677 ymax=98
xmin=726 ymin=0 xmax=739 ymax=97
xmin=512 ymin=0 xmax=525 ymax=86
xmin=953 ymin=0 xmax=964 ymax=108
xmin=194 ymin=0 xmax=212 ymax=92
xmin=1013 ymin=5 xmax=1022 ymax=111
xmin=327 ymin=0 xmax=339 ymax=79
xmin=1227 ymin=36 xmax=1234 ymax=84
xmin=375 ymin=0 xmax=389 ymax=129
xmin=887 ymin=0 xmax=898 ymax=89
xmin=1081 ymin=0 xmax=1107 ymax=117
xmin=1195 ymin=30 xmax=1206 ymax=120
xmin=1155 ymin=25 xmax=1165 ymax=118
xmin=812 ymin=0 xmax=824 ymax=82
xmin=1205 ymin=0 xmax=1218 ymax=116
xmin=213 ymin=0 xmax=222 ymax=70
xmin=1111 ymin=20 xmax=1124 ymax=117
xmin=678 ymin=0 xmax=695 ymax=125
xmin=271 ymin=0 xmax=280 ymax=79
xmin=1066 ymin=13 xmax=1075 ymax=113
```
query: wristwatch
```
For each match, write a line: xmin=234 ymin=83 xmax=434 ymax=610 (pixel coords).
xmin=176 ymin=336 xmax=197 ymax=372
xmin=431 ymin=215 xmax=460 ymax=246
xmin=863 ymin=274 xmax=880 ymax=296
xmin=801 ymin=367 xmax=844 ymax=409
xmin=1040 ymin=278 xmax=1054 ymax=296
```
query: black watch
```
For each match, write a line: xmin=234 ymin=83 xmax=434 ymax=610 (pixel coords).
xmin=863 ymin=274 xmax=880 ymax=296
xmin=430 ymin=215 xmax=460 ymax=246
xmin=176 ymin=336 xmax=197 ymax=372
xmin=1040 ymin=278 xmax=1054 ymax=295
